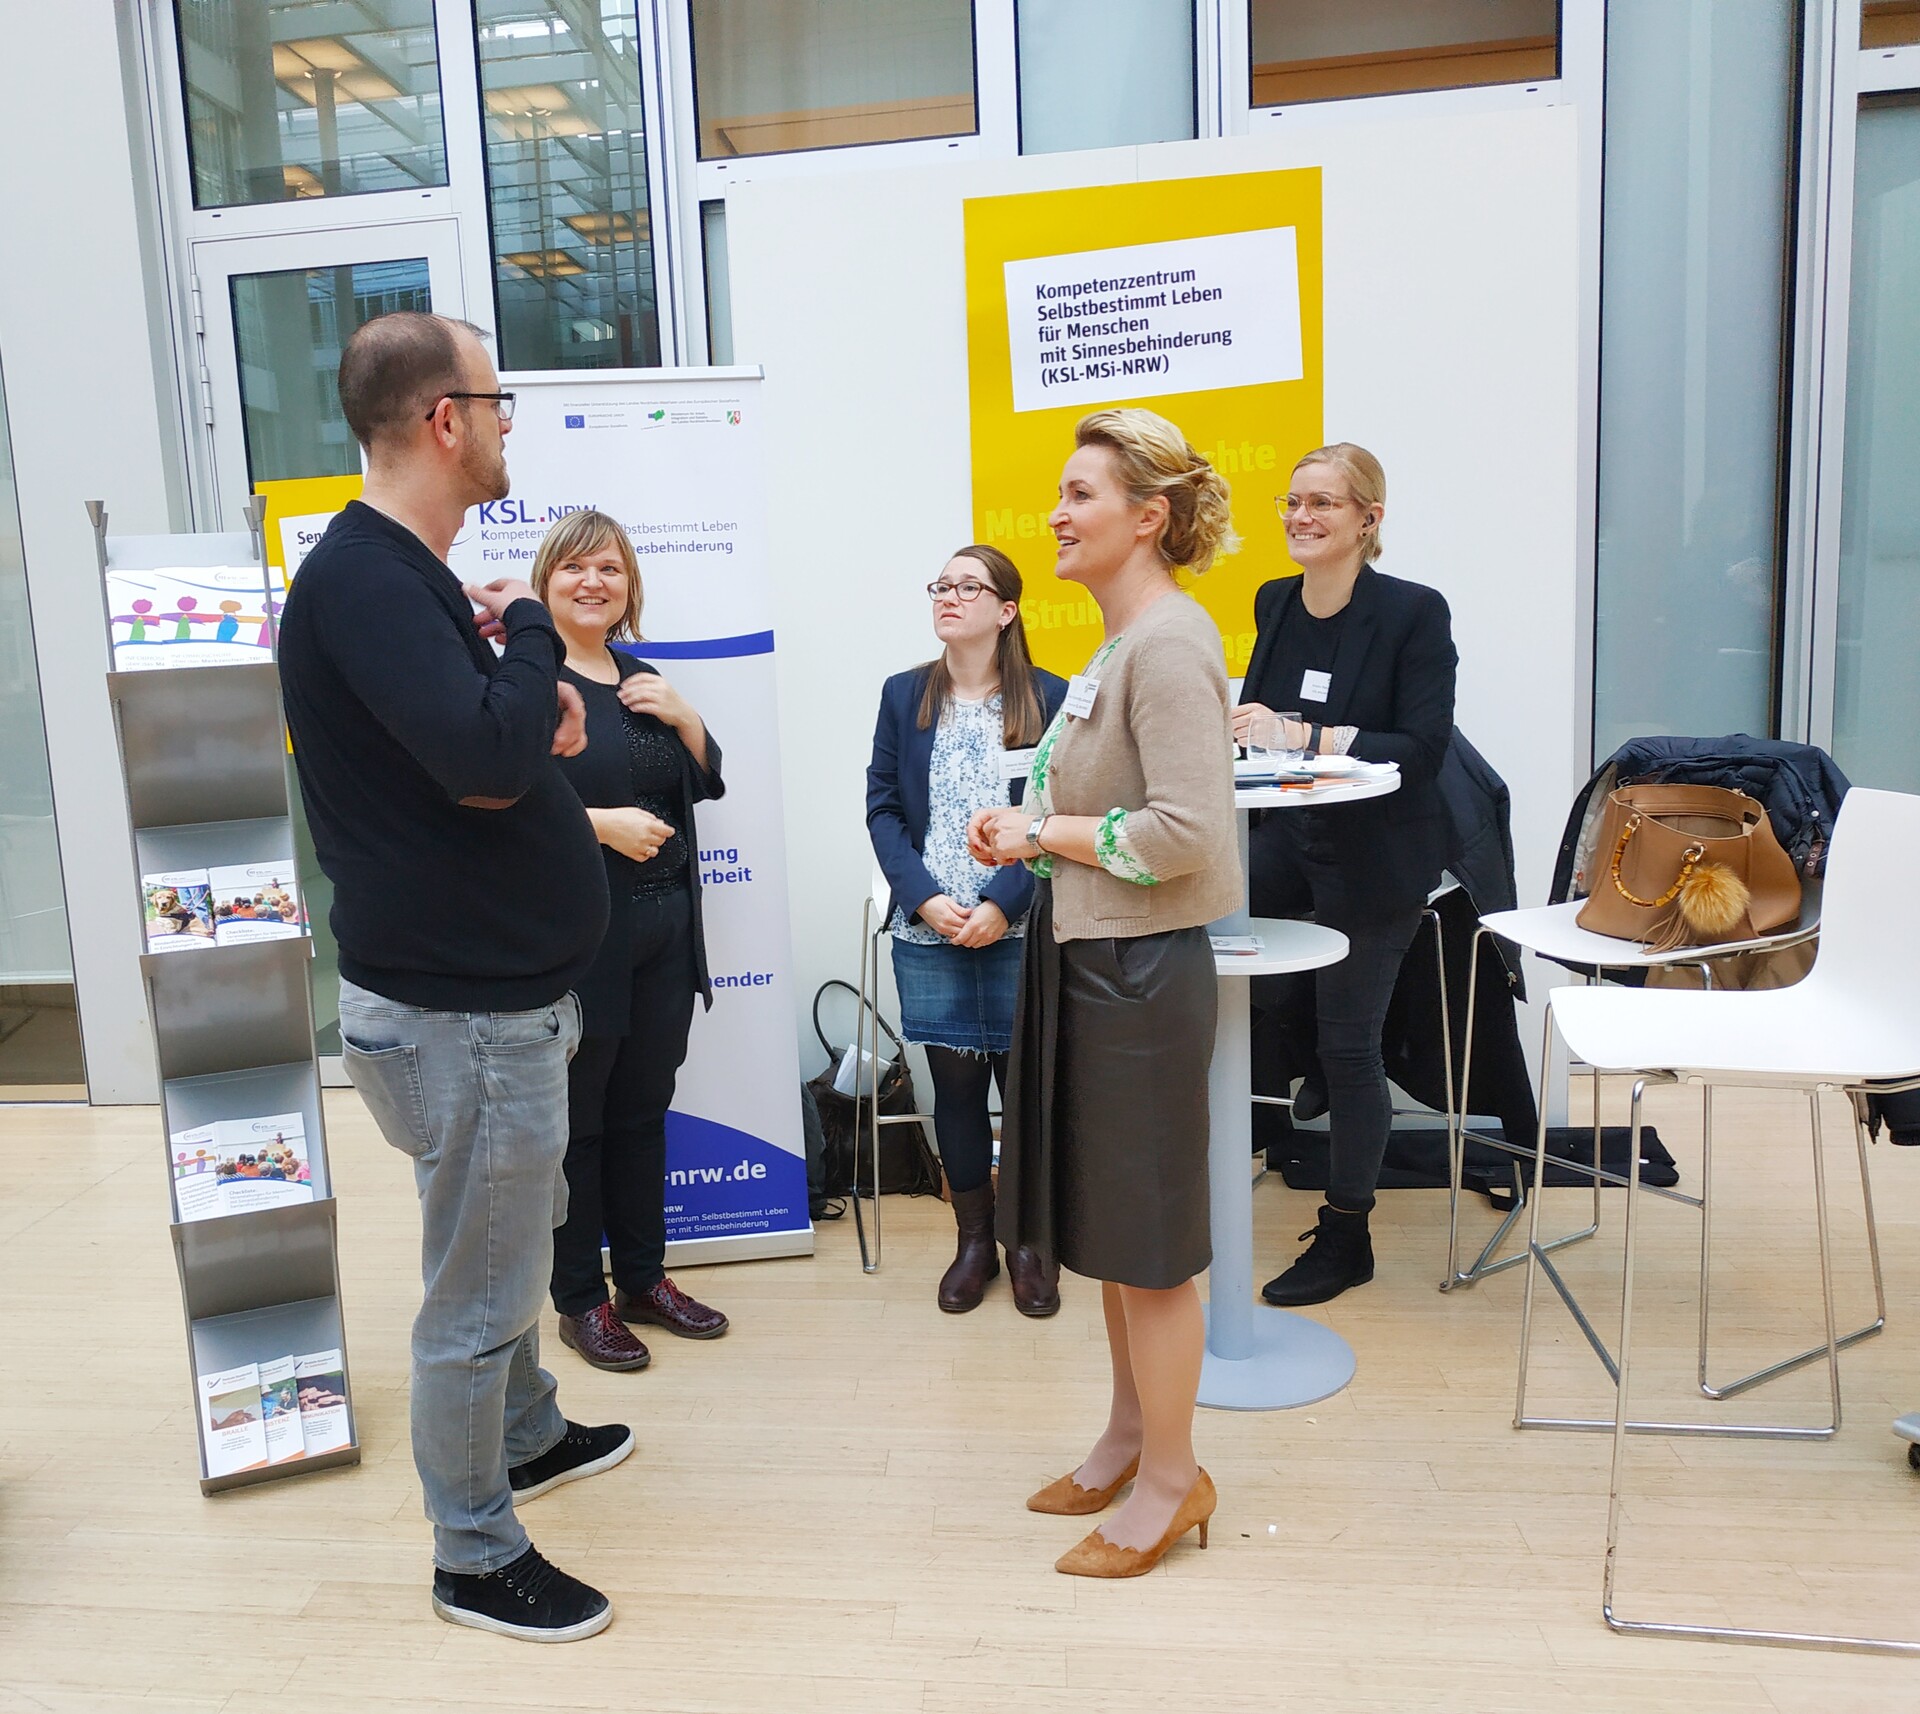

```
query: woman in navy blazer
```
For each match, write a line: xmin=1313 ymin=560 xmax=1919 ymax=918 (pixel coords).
xmin=867 ymin=545 xmax=1068 ymax=1315
xmin=1233 ymin=442 xmax=1457 ymax=1308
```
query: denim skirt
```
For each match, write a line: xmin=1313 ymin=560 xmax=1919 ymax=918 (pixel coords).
xmin=889 ymin=934 xmax=1023 ymax=1055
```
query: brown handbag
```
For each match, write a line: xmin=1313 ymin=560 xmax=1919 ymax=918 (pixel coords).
xmin=1575 ymin=784 xmax=1801 ymax=951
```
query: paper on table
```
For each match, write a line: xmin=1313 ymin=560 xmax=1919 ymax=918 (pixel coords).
xmin=1209 ymin=934 xmax=1262 ymax=956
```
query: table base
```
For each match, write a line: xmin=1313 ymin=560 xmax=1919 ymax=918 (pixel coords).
xmin=1199 ymin=1303 xmax=1357 ymax=1410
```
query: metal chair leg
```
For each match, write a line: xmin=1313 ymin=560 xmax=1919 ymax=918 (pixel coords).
xmin=1698 ymin=1086 xmax=1886 ymax=1402
xmin=1600 ymin=1082 xmax=1918 ymax=1654
xmin=1445 ymin=933 xmax=1603 ymax=1291
xmin=851 ymin=900 xmax=880 ymax=1274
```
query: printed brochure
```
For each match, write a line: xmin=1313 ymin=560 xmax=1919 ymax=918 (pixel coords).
xmin=171 ymin=1110 xmax=314 ymax=1222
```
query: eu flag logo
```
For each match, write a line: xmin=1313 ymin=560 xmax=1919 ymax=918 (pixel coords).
xmin=564 ymin=414 xmax=586 ymax=429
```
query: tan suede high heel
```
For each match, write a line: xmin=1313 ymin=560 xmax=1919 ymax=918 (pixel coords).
xmin=1026 ymin=1455 xmax=1139 ymax=1516
xmin=1053 ymin=1469 xmax=1216 ymax=1577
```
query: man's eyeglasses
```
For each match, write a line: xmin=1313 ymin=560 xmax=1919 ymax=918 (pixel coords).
xmin=1274 ymin=492 xmax=1355 ymax=519
xmin=428 ymin=391 xmax=517 ymax=423
xmin=926 ymin=579 xmax=996 ymax=602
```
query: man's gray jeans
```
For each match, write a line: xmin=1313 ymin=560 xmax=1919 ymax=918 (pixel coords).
xmin=339 ymin=977 xmax=581 ymax=1574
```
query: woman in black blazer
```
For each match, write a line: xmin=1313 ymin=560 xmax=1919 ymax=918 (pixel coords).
xmin=531 ymin=510 xmax=732 ymax=1373
xmin=867 ymin=545 xmax=1068 ymax=1315
xmin=1234 ymin=443 xmax=1457 ymax=1306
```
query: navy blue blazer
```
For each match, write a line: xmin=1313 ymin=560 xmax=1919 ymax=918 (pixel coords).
xmin=866 ymin=664 xmax=1070 ymax=930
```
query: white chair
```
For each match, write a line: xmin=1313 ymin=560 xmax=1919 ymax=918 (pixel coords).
xmin=1519 ymin=787 xmax=1920 ymax=1654
xmin=853 ymin=859 xmax=937 ymax=1274
xmin=1444 ymin=886 xmax=1824 ymax=1291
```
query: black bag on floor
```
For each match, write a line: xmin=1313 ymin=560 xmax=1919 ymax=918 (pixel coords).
xmin=805 ymin=979 xmax=941 ymax=1199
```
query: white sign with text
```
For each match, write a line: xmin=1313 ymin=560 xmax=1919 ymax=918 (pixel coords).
xmin=1004 ymin=227 xmax=1303 ymax=413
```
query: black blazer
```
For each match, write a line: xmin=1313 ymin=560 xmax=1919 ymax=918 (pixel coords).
xmin=866 ymin=664 xmax=1070 ymax=930
xmin=1242 ymin=566 xmax=1457 ymax=919
xmin=554 ymin=654 xmax=724 ymax=1034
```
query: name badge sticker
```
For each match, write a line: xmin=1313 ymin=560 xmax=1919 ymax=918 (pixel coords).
xmin=1063 ymin=673 xmax=1101 ymax=719
xmin=1299 ymin=669 xmax=1332 ymax=704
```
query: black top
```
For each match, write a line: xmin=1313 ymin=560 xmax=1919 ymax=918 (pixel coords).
xmin=555 ymin=653 xmax=724 ymax=1035
xmin=1263 ymin=604 xmax=1348 ymax=716
xmin=1241 ymin=565 xmax=1458 ymax=921
xmin=277 ymin=501 xmax=609 ymax=1010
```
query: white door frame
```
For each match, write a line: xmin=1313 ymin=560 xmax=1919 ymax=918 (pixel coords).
xmin=190 ymin=222 xmax=469 ymax=530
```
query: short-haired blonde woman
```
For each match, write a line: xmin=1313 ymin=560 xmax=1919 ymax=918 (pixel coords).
xmin=969 ymin=408 xmax=1240 ymax=1578
xmin=1233 ymin=442 xmax=1456 ymax=1307
xmin=531 ymin=509 xmax=731 ymax=1371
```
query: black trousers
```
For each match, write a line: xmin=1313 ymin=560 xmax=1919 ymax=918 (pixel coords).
xmin=550 ymin=889 xmax=698 ymax=1317
xmin=1251 ymin=821 xmax=1425 ymax=1213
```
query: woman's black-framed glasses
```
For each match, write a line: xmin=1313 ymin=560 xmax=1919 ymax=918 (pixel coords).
xmin=429 ymin=391 xmax=517 ymax=423
xmin=926 ymin=578 xmax=995 ymax=602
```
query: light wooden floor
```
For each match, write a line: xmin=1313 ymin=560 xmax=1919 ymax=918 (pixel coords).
xmin=2 ymin=1080 xmax=1917 ymax=1712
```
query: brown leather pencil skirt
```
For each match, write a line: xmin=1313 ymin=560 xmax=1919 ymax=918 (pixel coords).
xmin=996 ymin=882 xmax=1217 ymax=1289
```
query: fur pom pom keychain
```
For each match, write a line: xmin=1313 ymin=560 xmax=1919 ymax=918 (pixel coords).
xmin=1649 ymin=860 xmax=1750 ymax=952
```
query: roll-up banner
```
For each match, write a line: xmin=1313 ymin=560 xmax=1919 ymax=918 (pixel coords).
xmin=261 ymin=369 xmax=811 ymax=1266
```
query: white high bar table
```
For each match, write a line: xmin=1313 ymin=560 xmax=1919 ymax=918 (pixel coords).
xmin=1199 ymin=768 xmax=1400 ymax=1410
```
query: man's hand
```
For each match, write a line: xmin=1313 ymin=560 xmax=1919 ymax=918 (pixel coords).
xmin=916 ymin=893 xmax=973 ymax=939
xmin=950 ymin=898 xmax=1008 ymax=948
xmin=552 ymin=681 xmax=587 ymax=757
xmin=592 ymin=806 xmax=675 ymax=862
xmin=462 ymin=577 xmax=540 ymax=644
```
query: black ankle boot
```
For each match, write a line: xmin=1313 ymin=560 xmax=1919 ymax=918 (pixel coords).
xmin=938 ymin=1184 xmax=1000 ymax=1312
xmin=1261 ymin=1204 xmax=1374 ymax=1306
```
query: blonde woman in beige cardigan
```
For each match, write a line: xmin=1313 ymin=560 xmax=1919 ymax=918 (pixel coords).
xmin=968 ymin=408 xmax=1241 ymax=1579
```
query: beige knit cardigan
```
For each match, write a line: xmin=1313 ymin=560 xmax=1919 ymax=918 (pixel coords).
xmin=1032 ymin=589 xmax=1242 ymax=941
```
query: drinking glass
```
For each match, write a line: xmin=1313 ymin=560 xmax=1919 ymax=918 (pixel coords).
xmin=1248 ymin=710 xmax=1306 ymax=770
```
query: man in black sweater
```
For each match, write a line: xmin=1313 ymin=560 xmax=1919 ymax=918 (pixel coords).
xmin=279 ymin=312 xmax=623 ymax=1643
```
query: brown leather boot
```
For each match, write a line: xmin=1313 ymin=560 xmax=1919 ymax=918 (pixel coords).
xmin=938 ymin=1184 xmax=1000 ymax=1313
xmin=1006 ymin=1243 xmax=1061 ymax=1318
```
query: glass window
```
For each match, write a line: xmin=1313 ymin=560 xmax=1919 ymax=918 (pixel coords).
xmin=1017 ymin=0 xmax=1195 ymax=155
xmin=1833 ymin=97 xmax=1920 ymax=791
xmin=1863 ymin=2 xmax=1920 ymax=48
xmin=175 ymin=1 xmax=448 ymax=208
xmin=702 ymin=201 xmax=734 ymax=365
xmin=1592 ymin=0 xmax=1797 ymax=761
xmin=690 ymin=0 xmax=976 ymax=159
xmin=1249 ymin=0 xmax=1558 ymax=108
xmin=475 ymin=2 xmax=662 ymax=369
xmin=231 ymin=259 xmax=433 ymax=485
xmin=0 ymin=356 xmax=85 ymax=1095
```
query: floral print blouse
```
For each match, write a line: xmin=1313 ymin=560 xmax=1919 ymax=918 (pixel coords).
xmin=891 ymin=692 xmax=1029 ymax=944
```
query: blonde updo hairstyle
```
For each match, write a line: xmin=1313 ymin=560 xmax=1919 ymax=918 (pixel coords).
xmin=1074 ymin=408 xmax=1240 ymax=575
xmin=530 ymin=508 xmax=643 ymax=640
xmin=1293 ymin=441 xmax=1387 ymax=564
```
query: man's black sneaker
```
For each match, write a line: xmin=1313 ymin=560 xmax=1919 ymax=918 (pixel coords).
xmin=508 ymin=1421 xmax=634 ymax=1502
xmin=432 ymin=1544 xmax=611 ymax=1642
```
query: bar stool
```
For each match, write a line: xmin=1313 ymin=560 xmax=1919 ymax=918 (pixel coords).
xmin=1516 ymin=787 xmax=1918 ymax=1653
xmin=1444 ymin=893 xmax=1823 ymax=1292
xmin=852 ymin=860 xmax=936 ymax=1274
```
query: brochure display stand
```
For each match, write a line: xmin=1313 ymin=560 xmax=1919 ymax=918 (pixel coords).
xmin=91 ymin=498 xmax=359 ymax=1493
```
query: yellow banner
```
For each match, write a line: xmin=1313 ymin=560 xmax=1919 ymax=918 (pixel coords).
xmin=255 ymin=473 xmax=364 ymax=586
xmin=964 ymin=168 xmax=1323 ymax=677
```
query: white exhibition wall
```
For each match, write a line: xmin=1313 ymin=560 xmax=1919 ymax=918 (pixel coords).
xmin=726 ymin=109 xmax=1584 ymax=1073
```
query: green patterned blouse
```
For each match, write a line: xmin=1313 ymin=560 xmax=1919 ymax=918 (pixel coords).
xmin=1026 ymin=635 xmax=1160 ymax=887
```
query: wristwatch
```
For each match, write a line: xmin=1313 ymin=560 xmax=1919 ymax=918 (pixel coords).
xmin=1026 ymin=815 xmax=1048 ymax=853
